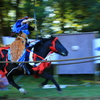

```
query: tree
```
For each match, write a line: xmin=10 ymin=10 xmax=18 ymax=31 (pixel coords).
xmin=1 ymin=0 xmax=100 ymax=37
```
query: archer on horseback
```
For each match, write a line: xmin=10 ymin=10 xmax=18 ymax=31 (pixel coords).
xmin=10 ymin=16 xmax=35 ymax=62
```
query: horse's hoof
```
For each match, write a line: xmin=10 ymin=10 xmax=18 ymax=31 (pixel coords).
xmin=19 ymin=88 xmax=27 ymax=94
xmin=23 ymin=91 xmax=28 ymax=94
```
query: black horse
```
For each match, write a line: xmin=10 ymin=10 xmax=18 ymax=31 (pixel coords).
xmin=0 ymin=36 xmax=68 ymax=94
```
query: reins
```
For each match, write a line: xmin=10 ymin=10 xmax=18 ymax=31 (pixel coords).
xmin=32 ymin=53 xmax=44 ymax=61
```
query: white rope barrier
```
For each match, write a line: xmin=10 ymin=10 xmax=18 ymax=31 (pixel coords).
xmin=0 ymin=55 xmax=100 ymax=65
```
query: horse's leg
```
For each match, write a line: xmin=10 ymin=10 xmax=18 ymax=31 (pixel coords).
xmin=39 ymin=65 xmax=53 ymax=87
xmin=39 ymin=78 xmax=49 ymax=87
xmin=7 ymin=75 xmax=27 ymax=94
xmin=39 ymin=71 xmax=62 ymax=93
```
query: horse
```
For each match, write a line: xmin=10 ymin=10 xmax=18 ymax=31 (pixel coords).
xmin=0 ymin=36 xmax=68 ymax=94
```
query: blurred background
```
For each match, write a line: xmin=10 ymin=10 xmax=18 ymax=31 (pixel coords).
xmin=0 ymin=0 xmax=100 ymax=38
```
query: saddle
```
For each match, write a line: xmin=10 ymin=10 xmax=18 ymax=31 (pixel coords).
xmin=10 ymin=33 xmax=27 ymax=61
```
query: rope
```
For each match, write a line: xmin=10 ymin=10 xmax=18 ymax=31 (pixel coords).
xmin=54 ymin=59 xmax=100 ymax=65
xmin=0 ymin=55 xmax=100 ymax=65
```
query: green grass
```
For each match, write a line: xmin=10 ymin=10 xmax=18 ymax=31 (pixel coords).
xmin=1 ymin=75 xmax=100 ymax=100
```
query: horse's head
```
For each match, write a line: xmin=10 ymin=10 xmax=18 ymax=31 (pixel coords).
xmin=49 ymin=36 xmax=68 ymax=56
xmin=33 ymin=36 xmax=68 ymax=57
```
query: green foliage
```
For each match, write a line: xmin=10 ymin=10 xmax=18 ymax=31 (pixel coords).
xmin=0 ymin=0 xmax=100 ymax=37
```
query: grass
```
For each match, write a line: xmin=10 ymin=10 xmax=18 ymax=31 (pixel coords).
xmin=1 ymin=75 xmax=100 ymax=100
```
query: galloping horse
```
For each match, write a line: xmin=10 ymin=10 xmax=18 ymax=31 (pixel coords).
xmin=0 ymin=36 xmax=68 ymax=94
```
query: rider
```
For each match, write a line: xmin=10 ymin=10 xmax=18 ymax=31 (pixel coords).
xmin=12 ymin=16 xmax=35 ymax=37
xmin=10 ymin=16 xmax=35 ymax=61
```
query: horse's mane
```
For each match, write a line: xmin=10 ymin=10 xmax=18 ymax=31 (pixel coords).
xmin=34 ymin=36 xmax=55 ymax=47
xmin=31 ymin=36 xmax=55 ymax=52
xmin=27 ymin=36 xmax=55 ymax=51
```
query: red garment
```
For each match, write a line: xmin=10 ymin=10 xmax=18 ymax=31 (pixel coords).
xmin=0 ymin=70 xmax=6 ymax=78
xmin=32 ymin=62 xmax=51 ymax=74
xmin=0 ymin=47 xmax=9 ymax=77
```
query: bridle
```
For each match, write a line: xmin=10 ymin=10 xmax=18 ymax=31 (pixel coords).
xmin=49 ymin=37 xmax=58 ymax=53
